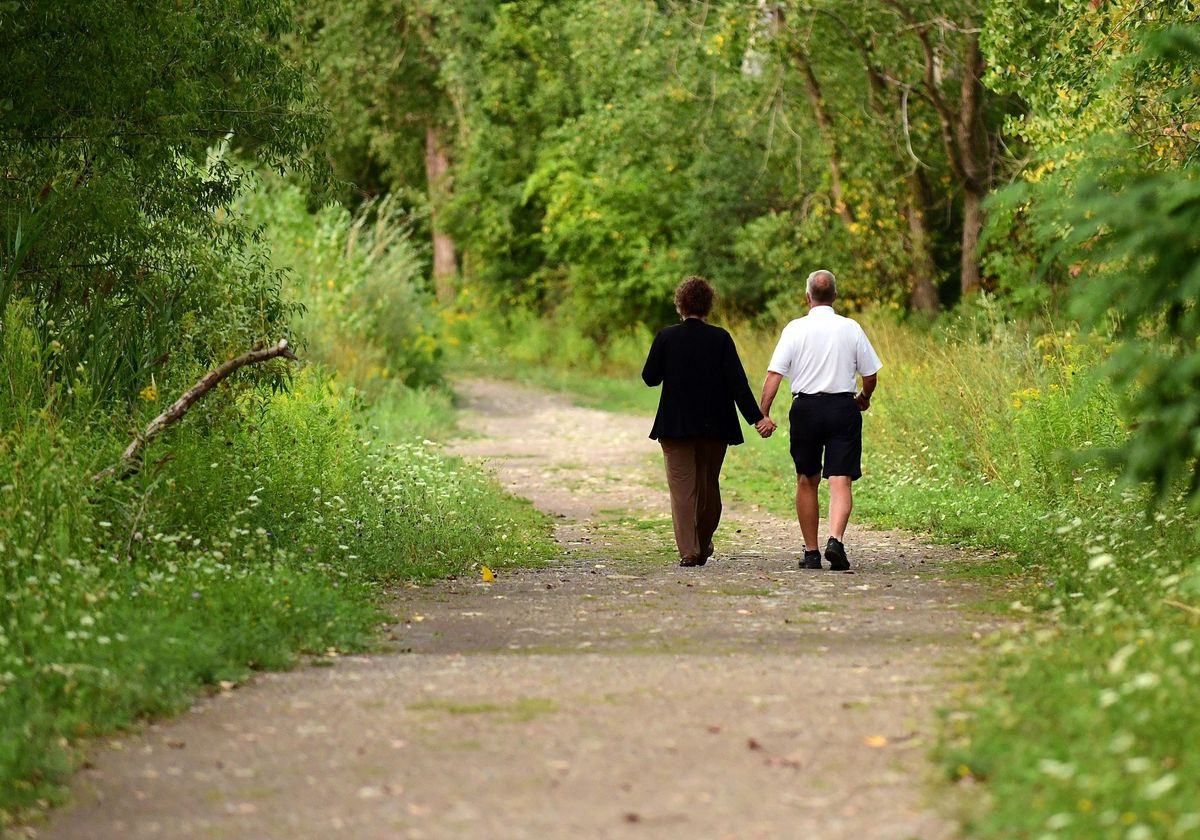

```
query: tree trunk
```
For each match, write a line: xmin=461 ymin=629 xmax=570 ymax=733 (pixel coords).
xmin=956 ymin=27 xmax=987 ymax=297
xmin=960 ymin=186 xmax=984 ymax=296
xmin=906 ymin=169 xmax=939 ymax=313
xmin=424 ymin=124 xmax=457 ymax=305
xmin=796 ymin=51 xmax=854 ymax=226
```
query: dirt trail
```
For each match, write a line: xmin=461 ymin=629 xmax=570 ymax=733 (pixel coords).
xmin=38 ymin=380 xmax=997 ymax=840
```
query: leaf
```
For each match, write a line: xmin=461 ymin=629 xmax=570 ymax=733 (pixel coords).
xmin=481 ymin=565 xmax=495 ymax=582
xmin=863 ymin=735 xmax=889 ymax=748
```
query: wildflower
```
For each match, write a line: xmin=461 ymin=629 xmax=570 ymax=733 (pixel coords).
xmin=1143 ymin=774 xmax=1177 ymax=800
xmin=139 ymin=378 xmax=158 ymax=402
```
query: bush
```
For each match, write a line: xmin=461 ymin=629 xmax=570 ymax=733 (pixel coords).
xmin=0 ymin=303 xmax=552 ymax=822
xmin=240 ymin=180 xmax=445 ymax=391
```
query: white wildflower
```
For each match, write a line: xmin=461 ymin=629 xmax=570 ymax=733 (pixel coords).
xmin=1143 ymin=773 xmax=1177 ymax=800
xmin=1038 ymin=758 xmax=1076 ymax=780
xmin=1107 ymin=643 xmax=1137 ymax=675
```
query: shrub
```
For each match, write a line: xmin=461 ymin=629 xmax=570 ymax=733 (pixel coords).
xmin=240 ymin=180 xmax=445 ymax=391
xmin=0 ymin=303 xmax=552 ymax=821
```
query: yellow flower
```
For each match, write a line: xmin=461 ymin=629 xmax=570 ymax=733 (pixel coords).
xmin=1012 ymin=397 xmax=1022 ymax=409
xmin=139 ymin=379 xmax=158 ymax=402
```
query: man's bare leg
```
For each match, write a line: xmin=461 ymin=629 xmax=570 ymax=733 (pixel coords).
xmin=795 ymin=474 xmax=821 ymax=551
xmin=828 ymin=475 xmax=853 ymax=541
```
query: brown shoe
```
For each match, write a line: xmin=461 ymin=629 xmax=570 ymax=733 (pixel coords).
xmin=679 ymin=555 xmax=707 ymax=567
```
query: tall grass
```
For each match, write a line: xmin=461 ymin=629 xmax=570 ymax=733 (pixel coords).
xmin=240 ymin=180 xmax=445 ymax=392
xmin=0 ymin=187 xmax=556 ymax=822
xmin=457 ymin=300 xmax=1200 ymax=839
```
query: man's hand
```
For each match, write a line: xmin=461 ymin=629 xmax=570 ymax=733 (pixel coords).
xmin=856 ymin=373 xmax=878 ymax=412
xmin=755 ymin=417 xmax=777 ymax=438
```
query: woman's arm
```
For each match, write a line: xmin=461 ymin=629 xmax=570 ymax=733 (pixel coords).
xmin=723 ymin=334 xmax=765 ymax=425
xmin=642 ymin=331 xmax=666 ymax=386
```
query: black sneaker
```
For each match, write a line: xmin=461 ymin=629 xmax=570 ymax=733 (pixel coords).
xmin=800 ymin=549 xmax=823 ymax=570
xmin=825 ymin=537 xmax=850 ymax=571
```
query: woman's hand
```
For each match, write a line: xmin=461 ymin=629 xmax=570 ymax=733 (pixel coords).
xmin=755 ymin=417 xmax=777 ymax=438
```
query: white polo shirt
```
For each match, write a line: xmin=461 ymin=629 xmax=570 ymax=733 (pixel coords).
xmin=767 ymin=306 xmax=883 ymax=395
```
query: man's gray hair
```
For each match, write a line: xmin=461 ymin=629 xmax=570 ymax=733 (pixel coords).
xmin=806 ymin=269 xmax=837 ymax=303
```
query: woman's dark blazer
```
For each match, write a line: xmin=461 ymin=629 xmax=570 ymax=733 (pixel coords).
xmin=642 ymin=318 xmax=764 ymax=445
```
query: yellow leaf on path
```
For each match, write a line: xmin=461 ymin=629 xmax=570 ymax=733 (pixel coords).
xmin=864 ymin=735 xmax=889 ymax=748
xmin=481 ymin=565 xmax=495 ymax=582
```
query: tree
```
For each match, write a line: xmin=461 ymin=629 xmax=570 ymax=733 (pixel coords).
xmin=0 ymin=0 xmax=324 ymax=401
xmin=301 ymin=0 xmax=494 ymax=304
xmin=776 ymin=1 xmax=1002 ymax=302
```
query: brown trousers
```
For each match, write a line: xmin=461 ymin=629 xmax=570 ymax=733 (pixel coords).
xmin=659 ymin=438 xmax=728 ymax=560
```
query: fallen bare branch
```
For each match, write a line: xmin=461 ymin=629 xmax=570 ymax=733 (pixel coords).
xmin=93 ymin=339 xmax=297 ymax=482
xmin=1164 ymin=598 xmax=1200 ymax=618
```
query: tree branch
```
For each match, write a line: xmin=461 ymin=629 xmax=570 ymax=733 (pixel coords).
xmin=882 ymin=0 xmax=966 ymax=183
xmin=794 ymin=48 xmax=854 ymax=225
xmin=809 ymin=7 xmax=890 ymax=114
xmin=92 ymin=340 xmax=297 ymax=482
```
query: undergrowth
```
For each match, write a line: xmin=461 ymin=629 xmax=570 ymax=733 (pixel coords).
xmin=0 ymin=197 xmax=554 ymax=822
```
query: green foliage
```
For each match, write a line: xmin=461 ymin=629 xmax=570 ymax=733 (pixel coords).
xmin=1058 ymin=29 xmax=1200 ymax=507
xmin=447 ymin=0 xmax=917 ymax=326
xmin=0 ymin=0 xmax=327 ymax=404
xmin=981 ymin=3 xmax=1200 ymax=306
xmin=299 ymin=0 xmax=493 ymax=197
xmin=241 ymin=178 xmax=445 ymax=390
xmin=0 ymin=303 xmax=552 ymax=821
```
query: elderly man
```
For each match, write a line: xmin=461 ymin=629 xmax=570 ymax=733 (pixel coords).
xmin=758 ymin=270 xmax=882 ymax=571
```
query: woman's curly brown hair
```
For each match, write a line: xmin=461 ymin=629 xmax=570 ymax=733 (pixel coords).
xmin=674 ymin=276 xmax=715 ymax=318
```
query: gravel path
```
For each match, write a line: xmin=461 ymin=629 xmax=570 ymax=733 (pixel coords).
xmin=37 ymin=380 xmax=997 ymax=840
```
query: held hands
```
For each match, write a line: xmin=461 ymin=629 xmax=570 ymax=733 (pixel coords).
xmin=755 ymin=417 xmax=777 ymax=438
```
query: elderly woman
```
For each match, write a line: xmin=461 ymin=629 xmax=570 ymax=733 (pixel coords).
xmin=642 ymin=277 xmax=775 ymax=567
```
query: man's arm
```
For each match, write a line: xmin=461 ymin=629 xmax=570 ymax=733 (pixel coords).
xmin=856 ymin=373 xmax=878 ymax=411
xmin=760 ymin=371 xmax=784 ymax=419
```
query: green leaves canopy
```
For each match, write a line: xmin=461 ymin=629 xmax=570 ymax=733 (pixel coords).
xmin=0 ymin=0 xmax=326 ymax=401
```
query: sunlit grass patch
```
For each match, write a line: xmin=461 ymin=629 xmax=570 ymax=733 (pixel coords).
xmin=408 ymin=697 xmax=559 ymax=723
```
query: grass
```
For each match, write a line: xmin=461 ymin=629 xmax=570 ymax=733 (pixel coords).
xmin=0 ymin=197 xmax=558 ymax=824
xmin=408 ymin=697 xmax=559 ymax=723
xmin=456 ymin=302 xmax=1200 ymax=840
xmin=0 ymin=360 xmax=555 ymax=823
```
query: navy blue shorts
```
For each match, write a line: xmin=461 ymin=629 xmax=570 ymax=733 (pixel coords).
xmin=788 ymin=393 xmax=863 ymax=480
